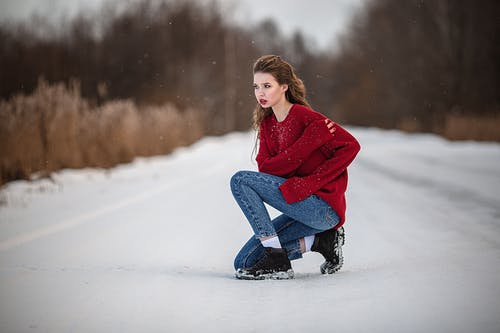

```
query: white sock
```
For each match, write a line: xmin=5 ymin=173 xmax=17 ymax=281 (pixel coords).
xmin=304 ymin=235 xmax=315 ymax=252
xmin=261 ymin=236 xmax=282 ymax=249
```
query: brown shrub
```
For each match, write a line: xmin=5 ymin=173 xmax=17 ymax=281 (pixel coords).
xmin=0 ymin=81 xmax=204 ymax=185
xmin=442 ymin=114 xmax=500 ymax=142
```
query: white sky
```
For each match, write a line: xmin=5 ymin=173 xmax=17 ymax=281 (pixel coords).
xmin=0 ymin=0 xmax=366 ymax=50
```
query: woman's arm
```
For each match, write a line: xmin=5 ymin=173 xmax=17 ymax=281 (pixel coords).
xmin=256 ymin=119 xmax=335 ymax=177
xmin=279 ymin=124 xmax=361 ymax=203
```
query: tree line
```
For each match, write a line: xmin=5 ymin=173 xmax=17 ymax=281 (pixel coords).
xmin=330 ymin=0 xmax=500 ymax=138
xmin=1 ymin=0 xmax=499 ymax=183
xmin=2 ymin=0 xmax=498 ymax=135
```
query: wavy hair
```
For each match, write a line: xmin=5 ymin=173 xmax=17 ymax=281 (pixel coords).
xmin=252 ymin=55 xmax=311 ymax=130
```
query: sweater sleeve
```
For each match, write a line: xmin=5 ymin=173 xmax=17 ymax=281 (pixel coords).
xmin=279 ymin=124 xmax=360 ymax=203
xmin=256 ymin=119 xmax=334 ymax=177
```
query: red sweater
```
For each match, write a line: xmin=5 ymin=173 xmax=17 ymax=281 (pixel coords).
xmin=256 ymin=104 xmax=360 ymax=228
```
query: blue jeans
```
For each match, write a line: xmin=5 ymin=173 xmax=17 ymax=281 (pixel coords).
xmin=230 ymin=170 xmax=339 ymax=269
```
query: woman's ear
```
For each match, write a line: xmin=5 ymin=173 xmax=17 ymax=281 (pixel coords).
xmin=281 ymin=84 xmax=288 ymax=93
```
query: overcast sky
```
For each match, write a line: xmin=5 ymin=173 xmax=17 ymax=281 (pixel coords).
xmin=0 ymin=0 xmax=366 ymax=50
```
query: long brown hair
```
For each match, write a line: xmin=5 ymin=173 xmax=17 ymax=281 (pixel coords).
xmin=252 ymin=55 xmax=311 ymax=130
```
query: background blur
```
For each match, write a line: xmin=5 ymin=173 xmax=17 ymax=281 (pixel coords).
xmin=1 ymin=0 xmax=499 ymax=185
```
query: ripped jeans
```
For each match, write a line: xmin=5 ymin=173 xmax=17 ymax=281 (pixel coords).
xmin=230 ymin=171 xmax=339 ymax=269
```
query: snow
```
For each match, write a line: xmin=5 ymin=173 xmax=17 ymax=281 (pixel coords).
xmin=1 ymin=128 xmax=500 ymax=332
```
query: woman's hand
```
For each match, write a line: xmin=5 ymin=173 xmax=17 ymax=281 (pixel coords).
xmin=325 ymin=118 xmax=336 ymax=134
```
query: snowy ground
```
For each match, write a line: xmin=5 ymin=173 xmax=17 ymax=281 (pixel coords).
xmin=1 ymin=128 xmax=499 ymax=333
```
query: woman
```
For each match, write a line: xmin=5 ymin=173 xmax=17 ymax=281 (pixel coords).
xmin=231 ymin=55 xmax=360 ymax=280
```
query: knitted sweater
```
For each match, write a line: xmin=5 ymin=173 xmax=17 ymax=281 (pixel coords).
xmin=256 ymin=103 xmax=360 ymax=228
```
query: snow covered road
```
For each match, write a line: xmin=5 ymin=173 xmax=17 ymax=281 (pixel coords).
xmin=1 ymin=128 xmax=499 ymax=332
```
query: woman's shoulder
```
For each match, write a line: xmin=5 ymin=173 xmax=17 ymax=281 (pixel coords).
xmin=292 ymin=104 xmax=326 ymax=122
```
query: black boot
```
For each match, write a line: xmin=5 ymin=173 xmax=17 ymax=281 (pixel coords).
xmin=311 ymin=227 xmax=345 ymax=274
xmin=235 ymin=247 xmax=294 ymax=280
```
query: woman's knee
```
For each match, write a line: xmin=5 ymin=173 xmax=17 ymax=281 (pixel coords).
xmin=234 ymin=238 xmax=264 ymax=270
xmin=230 ymin=170 xmax=255 ymax=190
xmin=233 ymin=251 xmax=245 ymax=270
xmin=230 ymin=170 xmax=244 ymax=186
xmin=234 ymin=247 xmax=250 ymax=270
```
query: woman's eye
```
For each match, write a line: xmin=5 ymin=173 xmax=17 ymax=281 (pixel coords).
xmin=264 ymin=84 xmax=271 ymax=88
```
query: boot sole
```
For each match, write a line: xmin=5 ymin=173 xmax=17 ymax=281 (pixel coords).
xmin=320 ymin=227 xmax=345 ymax=274
xmin=235 ymin=269 xmax=294 ymax=280
xmin=320 ymin=247 xmax=344 ymax=274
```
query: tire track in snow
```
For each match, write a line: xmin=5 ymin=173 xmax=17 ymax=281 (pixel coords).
xmin=356 ymin=156 xmax=500 ymax=220
xmin=0 ymin=165 xmax=221 ymax=252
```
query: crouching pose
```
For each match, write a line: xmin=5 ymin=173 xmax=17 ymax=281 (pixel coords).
xmin=230 ymin=55 xmax=360 ymax=280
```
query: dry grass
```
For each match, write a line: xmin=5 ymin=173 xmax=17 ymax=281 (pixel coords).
xmin=0 ymin=80 xmax=204 ymax=185
xmin=441 ymin=114 xmax=500 ymax=142
xmin=397 ymin=113 xmax=500 ymax=142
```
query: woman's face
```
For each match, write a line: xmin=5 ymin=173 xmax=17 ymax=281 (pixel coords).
xmin=253 ymin=72 xmax=288 ymax=109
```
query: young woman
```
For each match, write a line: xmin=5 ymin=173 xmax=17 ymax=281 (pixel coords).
xmin=230 ymin=55 xmax=360 ymax=280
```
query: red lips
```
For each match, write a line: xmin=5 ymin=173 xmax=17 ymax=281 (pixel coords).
xmin=259 ymin=99 xmax=268 ymax=105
